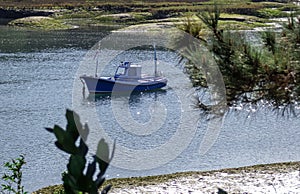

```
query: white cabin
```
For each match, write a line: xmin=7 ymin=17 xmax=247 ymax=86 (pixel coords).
xmin=114 ymin=62 xmax=142 ymax=79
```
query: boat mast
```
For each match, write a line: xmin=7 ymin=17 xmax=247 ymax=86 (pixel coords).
xmin=95 ymin=58 xmax=99 ymax=77
xmin=154 ymin=44 xmax=157 ymax=77
xmin=95 ymin=43 xmax=101 ymax=77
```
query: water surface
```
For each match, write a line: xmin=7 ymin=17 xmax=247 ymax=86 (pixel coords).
xmin=0 ymin=26 xmax=299 ymax=192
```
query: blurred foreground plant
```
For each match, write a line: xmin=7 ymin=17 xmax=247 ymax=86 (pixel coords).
xmin=46 ymin=109 xmax=114 ymax=194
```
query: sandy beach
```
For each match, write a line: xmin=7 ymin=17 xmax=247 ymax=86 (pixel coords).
xmin=108 ymin=162 xmax=300 ymax=194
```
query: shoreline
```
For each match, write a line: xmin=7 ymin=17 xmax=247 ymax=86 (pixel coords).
xmin=34 ymin=161 xmax=300 ymax=193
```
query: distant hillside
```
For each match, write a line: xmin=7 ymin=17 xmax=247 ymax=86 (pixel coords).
xmin=0 ymin=0 xmax=209 ymax=9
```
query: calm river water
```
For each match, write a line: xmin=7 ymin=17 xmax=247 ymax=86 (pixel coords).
xmin=0 ymin=25 xmax=300 ymax=192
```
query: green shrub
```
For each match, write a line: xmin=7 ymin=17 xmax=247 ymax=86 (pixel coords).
xmin=1 ymin=155 xmax=28 ymax=194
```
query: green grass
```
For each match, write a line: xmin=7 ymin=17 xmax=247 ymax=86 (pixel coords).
xmin=219 ymin=20 xmax=269 ymax=30
xmin=257 ymin=8 xmax=289 ymax=18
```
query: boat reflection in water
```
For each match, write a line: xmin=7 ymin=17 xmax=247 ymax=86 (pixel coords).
xmin=85 ymin=88 xmax=167 ymax=102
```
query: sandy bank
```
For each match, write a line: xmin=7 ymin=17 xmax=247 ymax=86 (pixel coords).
xmin=107 ymin=162 xmax=300 ymax=194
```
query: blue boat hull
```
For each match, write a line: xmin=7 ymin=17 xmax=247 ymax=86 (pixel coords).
xmin=80 ymin=76 xmax=167 ymax=94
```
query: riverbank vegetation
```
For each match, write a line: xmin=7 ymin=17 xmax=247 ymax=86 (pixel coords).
xmin=179 ymin=1 xmax=300 ymax=113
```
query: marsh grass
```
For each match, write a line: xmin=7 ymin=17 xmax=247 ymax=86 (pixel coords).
xmin=258 ymin=7 xmax=289 ymax=18
xmin=1 ymin=0 xmax=295 ymax=17
xmin=2 ymin=0 xmax=297 ymax=29
xmin=218 ymin=20 xmax=269 ymax=30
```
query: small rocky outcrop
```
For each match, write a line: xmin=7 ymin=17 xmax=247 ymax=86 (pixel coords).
xmin=8 ymin=16 xmax=73 ymax=30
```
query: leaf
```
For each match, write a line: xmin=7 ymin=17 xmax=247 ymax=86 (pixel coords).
xmin=78 ymin=139 xmax=88 ymax=156
xmin=65 ymin=109 xmax=80 ymax=141
xmin=96 ymin=139 xmax=109 ymax=160
xmin=45 ymin=127 xmax=54 ymax=133
xmin=95 ymin=176 xmax=105 ymax=189
xmin=4 ymin=162 xmax=11 ymax=168
xmin=1 ymin=184 xmax=13 ymax=191
xmin=62 ymin=174 xmax=77 ymax=194
xmin=76 ymin=175 xmax=96 ymax=193
xmin=111 ymin=140 xmax=116 ymax=163
xmin=218 ymin=188 xmax=228 ymax=194
xmin=101 ymin=185 xmax=112 ymax=194
xmin=53 ymin=125 xmax=67 ymax=143
xmin=95 ymin=139 xmax=110 ymax=175
xmin=53 ymin=125 xmax=78 ymax=154
xmin=81 ymin=123 xmax=90 ymax=142
xmin=67 ymin=155 xmax=86 ymax=178
xmin=86 ymin=160 xmax=96 ymax=180
xmin=2 ymin=174 xmax=14 ymax=182
xmin=56 ymin=138 xmax=78 ymax=155
xmin=54 ymin=142 xmax=65 ymax=152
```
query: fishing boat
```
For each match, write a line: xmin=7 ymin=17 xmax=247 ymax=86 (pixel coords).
xmin=80 ymin=46 xmax=167 ymax=94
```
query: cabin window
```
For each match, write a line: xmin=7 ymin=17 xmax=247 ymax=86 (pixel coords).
xmin=128 ymin=68 xmax=137 ymax=76
xmin=116 ymin=68 xmax=125 ymax=75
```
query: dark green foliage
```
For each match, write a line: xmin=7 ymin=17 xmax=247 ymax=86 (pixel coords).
xmin=1 ymin=155 xmax=28 ymax=194
xmin=262 ymin=31 xmax=276 ymax=54
xmin=196 ymin=3 xmax=263 ymax=103
xmin=180 ymin=14 xmax=205 ymax=40
xmin=46 ymin=109 xmax=114 ymax=194
xmin=259 ymin=14 xmax=300 ymax=109
xmin=197 ymin=2 xmax=221 ymax=41
xmin=184 ymin=2 xmax=300 ymax=110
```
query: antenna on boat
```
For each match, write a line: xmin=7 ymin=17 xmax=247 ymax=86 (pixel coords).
xmin=95 ymin=58 xmax=99 ymax=77
xmin=154 ymin=44 xmax=157 ymax=77
xmin=94 ymin=43 xmax=101 ymax=77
